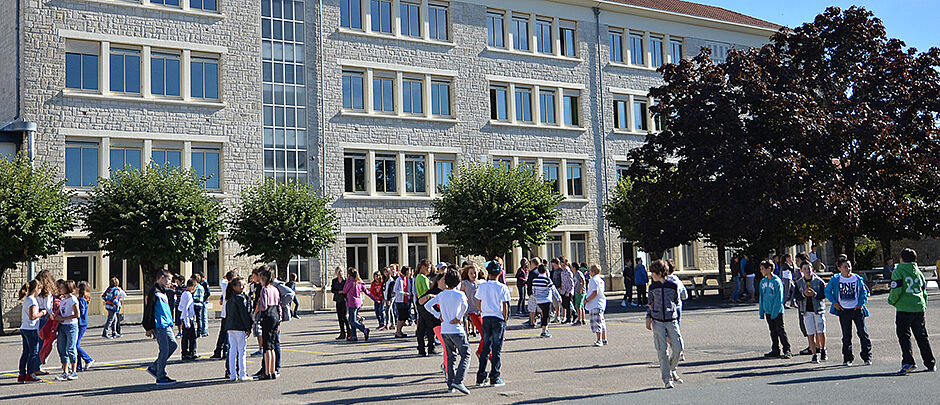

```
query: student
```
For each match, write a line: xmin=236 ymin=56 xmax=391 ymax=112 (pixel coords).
xmin=475 ymin=261 xmax=511 ymax=387
xmin=225 ymin=277 xmax=254 ymax=382
xmin=74 ymin=282 xmax=95 ymax=371
xmin=53 ymin=280 xmax=79 ymax=381
xmin=515 ymin=259 xmax=528 ymax=316
xmin=634 ymin=258 xmax=649 ymax=306
xmin=343 ymin=267 xmax=376 ymax=342
xmin=825 ymin=257 xmax=872 ymax=367
xmin=371 ymin=271 xmax=387 ymax=330
xmin=559 ymin=262 xmax=574 ymax=324
xmin=459 ymin=265 xmax=483 ymax=348
xmin=621 ymin=259 xmax=635 ymax=307
xmin=394 ymin=267 xmax=414 ymax=338
xmin=35 ymin=270 xmax=59 ymax=366
xmin=171 ymin=274 xmax=185 ymax=338
xmin=178 ymin=279 xmax=198 ymax=361
xmin=384 ymin=267 xmax=399 ymax=329
xmin=101 ymin=277 xmax=126 ymax=339
xmin=524 ymin=258 xmax=541 ymax=328
xmin=585 ymin=265 xmax=607 ymax=347
xmin=190 ymin=274 xmax=207 ymax=338
xmin=781 ymin=254 xmax=795 ymax=308
xmin=285 ymin=272 xmax=300 ymax=320
xmin=18 ymin=280 xmax=46 ymax=383
xmin=416 ymin=274 xmax=445 ymax=356
xmin=415 ymin=259 xmax=433 ymax=299
xmin=198 ymin=272 xmax=212 ymax=337
xmin=793 ymin=253 xmax=813 ymax=355
xmin=212 ymin=270 xmax=238 ymax=361
xmin=889 ymin=248 xmax=935 ymax=374
xmin=572 ymin=264 xmax=586 ymax=326
xmin=795 ymin=262 xmax=827 ymax=363
xmin=646 ymin=260 xmax=684 ymax=389
xmin=143 ymin=270 xmax=178 ymax=385
xmin=424 ymin=269 xmax=471 ymax=395
xmin=330 ymin=267 xmax=349 ymax=340
xmin=663 ymin=261 xmax=687 ymax=360
xmin=882 ymin=258 xmax=896 ymax=280
xmin=758 ymin=260 xmax=792 ymax=359
xmin=532 ymin=264 xmax=561 ymax=338
xmin=255 ymin=267 xmax=281 ymax=380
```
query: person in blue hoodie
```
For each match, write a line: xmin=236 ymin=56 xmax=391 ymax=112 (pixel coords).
xmin=825 ymin=257 xmax=872 ymax=367
xmin=634 ymin=258 xmax=649 ymax=306
xmin=143 ymin=270 xmax=179 ymax=385
xmin=759 ymin=260 xmax=792 ymax=359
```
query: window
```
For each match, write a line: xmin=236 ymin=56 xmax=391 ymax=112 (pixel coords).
xmin=191 ymin=56 xmax=219 ymax=99
xmin=151 ymin=51 xmax=181 ymax=97
xmin=374 ymin=153 xmax=397 ymax=193
xmin=430 ymin=81 xmax=451 ymax=116
xmin=151 ymin=149 xmax=182 ymax=168
xmin=370 ymin=0 xmax=392 ymax=33
xmin=634 ymin=98 xmax=648 ymax=131
xmin=681 ymin=244 xmax=695 ymax=268
xmin=609 ymin=30 xmax=623 ymax=63
xmin=519 ymin=158 xmax=537 ymax=173
xmin=264 ymin=0 xmax=307 ymax=184
xmin=404 ymin=154 xmax=426 ymax=193
xmin=546 ymin=234 xmax=562 ymax=259
xmin=570 ymin=233 xmax=586 ymax=264
xmin=402 ymin=79 xmax=423 ymax=114
xmin=192 ymin=149 xmax=221 ymax=189
xmin=65 ymin=141 xmax=98 ymax=188
xmin=650 ymin=36 xmax=663 ymax=67
xmin=66 ymin=43 xmax=98 ymax=91
xmin=344 ymin=151 xmax=367 ymax=192
xmin=435 ymin=158 xmax=454 ymax=191
xmin=429 ymin=3 xmax=448 ymax=40
xmin=616 ymin=163 xmax=630 ymax=181
xmin=372 ymin=75 xmax=394 ymax=112
xmin=613 ymin=99 xmax=628 ymax=129
xmin=151 ymin=0 xmax=180 ymax=6
xmin=400 ymin=1 xmax=420 ymax=37
xmin=192 ymin=248 xmax=220 ymax=286
xmin=110 ymin=47 xmax=141 ymax=94
xmin=563 ymin=93 xmax=579 ymax=126
xmin=109 ymin=147 xmax=142 ymax=175
xmin=629 ymin=32 xmax=644 ymax=65
xmin=560 ymin=21 xmax=576 ymax=57
xmin=670 ymin=38 xmax=683 ymax=64
xmin=512 ymin=14 xmax=529 ymax=51
xmin=342 ymin=71 xmax=364 ymax=110
xmin=706 ymin=42 xmax=730 ymax=63
xmin=377 ymin=236 xmax=399 ymax=268
xmin=486 ymin=10 xmax=504 ymax=47
xmin=346 ymin=237 xmax=370 ymax=278
xmin=566 ymin=162 xmax=583 ymax=196
xmin=539 ymin=89 xmax=556 ymax=124
xmin=407 ymin=236 xmax=429 ymax=268
xmin=493 ymin=157 xmax=512 ymax=168
xmin=109 ymin=258 xmax=141 ymax=291
xmin=543 ymin=161 xmax=559 ymax=192
xmin=189 ymin=0 xmax=217 ymax=11
xmin=341 ymin=0 xmax=362 ymax=29
xmin=514 ymin=86 xmax=532 ymax=122
xmin=535 ymin=18 xmax=552 ymax=54
xmin=489 ymin=85 xmax=508 ymax=120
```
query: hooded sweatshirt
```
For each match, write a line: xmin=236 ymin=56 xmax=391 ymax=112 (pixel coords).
xmin=888 ymin=262 xmax=928 ymax=313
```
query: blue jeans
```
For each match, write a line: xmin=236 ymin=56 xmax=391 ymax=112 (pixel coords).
xmin=76 ymin=325 xmax=93 ymax=367
xmin=149 ymin=326 xmax=178 ymax=380
xmin=20 ymin=329 xmax=41 ymax=375
xmin=195 ymin=304 xmax=207 ymax=336
xmin=442 ymin=333 xmax=471 ymax=386
xmin=731 ymin=276 xmax=742 ymax=300
xmin=347 ymin=307 xmax=367 ymax=338
xmin=477 ymin=316 xmax=506 ymax=382
xmin=374 ymin=302 xmax=385 ymax=327
xmin=56 ymin=323 xmax=78 ymax=365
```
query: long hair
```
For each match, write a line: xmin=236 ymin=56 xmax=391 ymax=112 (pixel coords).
xmin=35 ymin=270 xmax=56 ymax=298
xmin=77 ymin=281 xmax=92 ymax=301
xmin=226 ymin=277 xmax=244 ymax=300
xmin=649 ymin=260 xmax=668 ymax=276
xmin=346 ymin=267 xmax=362 ymax=283
xmin=19 ymin=280 xmax=40 ymax=300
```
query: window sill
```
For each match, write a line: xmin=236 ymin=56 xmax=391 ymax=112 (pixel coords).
xmin=485 ymin=46 xmax=582 ymax=63
xmin=63 ymin=91 xmax=227 ymax=108
xmin=489 ymin=120 xmax=586 ymax=132
xmin=607 ymin=62 xmax=660 ymax=72
xmin=563 ymin=197 xmax=590 ymax=203
xmin=342 ymin=194 xmax=434 ymax=201
xmin=77 ymin=0 xmax=225 ymax=19
xmin=612 ymin=129 xmax=651 ymax=136
xmin=339 ymin=111 xmax=457 ymax=124
xmin=336 ymin=28 xmax=456 ymax=48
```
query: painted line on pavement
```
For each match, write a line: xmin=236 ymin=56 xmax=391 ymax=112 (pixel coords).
xmin=3 ymin=372 xmax=56 ymax=383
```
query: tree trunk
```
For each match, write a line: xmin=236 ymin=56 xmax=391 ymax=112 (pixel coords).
xmin=716 ymin=244 xmax=727 ymax=297
xmin=843 ymin=237 xmax=856 ymax=263
xmin=0 ymin=269 xmax=5 ymax=336
xmin=880 ymin=239 xmax=893 ymax=263
xmin=276 ymin=259 xmax=290 ymax=281
xmin=141 ymin=261 xmax=163 ymax=301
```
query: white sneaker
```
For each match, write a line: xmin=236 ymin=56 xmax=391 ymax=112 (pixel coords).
xmin=665 ymin=381 xmax=675 ymax=389
xmin=594 ymin=340 xmax=603 ymax=347
xmin=671 ymin=371 xmax=683 ymax=384
xmin=56 ymin=373 xmax=70 ymax=381
xmin=84 ymin=360 xmax=95 ymax=370
xmin=68 ymin=372 xmax=78 ymax=380
xmin=239 ymin=376 xmax=253 ymax=382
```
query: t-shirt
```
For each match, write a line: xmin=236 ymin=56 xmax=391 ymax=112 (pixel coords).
xmin=58 ymin=295 xmax=79 ymax=325
xmin=838 ymin=274 xmax=859 ymax=309
xmin=475 ymin=281 xmax=511 ymax=320
xmin=258 ymin=285 xmax=280 ymax=311
xmin=460 ymin=280 xmax=481 ymax=314
xmin=532 ymin=273 xmax=555 ymax=304
xmin=78 ymin=297 xmax=89 ymax=327
xmin=424 ymin=289 xmax=468 ymax=335
xmin=21 ymin=296 xmax=41 ymax=330
xmin=585 ymin=275 xmax=606 ymax=311
xmin=220 ymin=279 xmax=230 ymax=318
xmin=573 ymin=271 xmax=585 ymax=295
xmin=415 ymin=274 xmax=431 ymax=298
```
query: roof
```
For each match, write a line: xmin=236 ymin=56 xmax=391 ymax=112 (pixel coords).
xmin=606 ymin=0 xmax=782 ymax=30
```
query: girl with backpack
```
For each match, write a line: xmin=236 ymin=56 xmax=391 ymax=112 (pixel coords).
xmin=101 ymin=277 xmax=127 ymax=339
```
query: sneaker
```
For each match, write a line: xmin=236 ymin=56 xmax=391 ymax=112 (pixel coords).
xmin=250 ymin=350 xmax=263 ymax=357
xmin=602 ymin=340 xmax=608 ymax=346
xmin=621 ymin=301 xmax=628 ymax=308
xmin=843 ymin=361 xmax=853 ymax=367
xmin=16 ymin=375 xmax=24 ymax=383
xmin=114 ymin=334 xmax=122 ymax=338
xmin=799 ymin=347 xmax=813 ymax=356
xmin=820 ymin=349 xmax=828 ymax=361
xmin=23 ymin=374 xmax=42 ymax=383
xmin=491 ymin=378 xmax=505 ymax=387
xmin=864 ymin=359 xmax=873 ymax=366
xmin=898 ymin=364 xmax=917 ymax=375
xmin=34 ymin=370 xmax=49 ymax=376
xmin=146 ymin=367 xmax=157 ymax=379
xmin=239 ymin=376 xmax=253 ymax=382
xmin=594 ymin=340 xmax=603 ymax=347
xmin=257 ymin=374 xmax=272 ymax=381
xmin=448 ymin=387 xmax=456 ymax=393
xmin=926 ymin=364 xmax=936 ymax=372
xmin=781 ymin=352 xmax=793 ymax=359
xmin=84 ymin=359 xmax=95 ymax=370
xmin=68 ymin=373 xmax=78 ymax=380
xmin=679 ymin=352 xmax=686 ymax=362
xmin=364 ymin=328 xmax=370 ymax=342
xmin=453 ymin=383 xmax=470 ymax=395
xmin=670 ymin=371 xmax=683 ymax=384
xmin=811 ymin=354 xmax=819 ymax=364
xmin=631 ymin=302 xmax=639 ymax=307
xmin=665 ymin=381 xmax=675 ymax=389
xmin=56 ymin=373 xmax=70 ymax=381
xmin=540 ymin=332 xmax=552 ymax=338
xmin=477 ymin=377 xmax=489 ymax=387
xmin=155 ymin=377 xmax=178 ymax=385
xmin=764 ymin=351 xmax=781 ymax=358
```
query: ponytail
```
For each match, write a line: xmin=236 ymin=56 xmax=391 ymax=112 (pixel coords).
xmin=19 ymin=280 xmax=40 ymax=300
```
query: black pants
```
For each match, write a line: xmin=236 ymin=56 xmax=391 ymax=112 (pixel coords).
xmin=181 ymin=324 xmax=197 ymax=357
xmin=636 ymin=284 xmax=648 ymax=306
xmin=765 ymin=314 xmax=790 ymax=354
xmin=623 ymin=277 xmax=634 ymax=304
xmin=561 ymin=294 xmax=572 ymax=321
xmin=897 ymin=311 xmax=935 ymax=367
xmin=416 ymin=315 xmax=438 ymax=355
xmin=538 ymin=303 xmax=552 ymax=327
xmin=258 ymin=331 xmax=281 ymax=372
xmin=214 ymin=316 xmax=228 ymax=357
xmin=336 ymin=304 xmax=349 ymax=334
xmin=838 ymin=308 xmax=872 ymax=362
xmin=516 ymin=285 xmax=526 ymax=314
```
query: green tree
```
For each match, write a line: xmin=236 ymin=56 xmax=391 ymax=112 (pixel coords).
xmin=604 ymin=174 xmax=697 ymax=260
xmin=431 ymin=164 xmax=564 ymax=259
xmin=83 ymin=166 xmax=225 ymax=288
xmin=0 ymin=153 xmax=74 ymax=334
xmin=230 ymin=179 xmax=338 ymax=279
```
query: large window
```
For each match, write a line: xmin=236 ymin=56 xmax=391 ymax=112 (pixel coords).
xmin=512 ymin=14 xmax=529 ymax=51
xmin=670 ymin=38 xmax=683 ymax=63
xmin=189 ymin=0 xmax=217 ymax=11
xmin=372 ymin=75 xmax=394 ymax=112
xmin=341 ymin=0 xmax=362 ymax=29
xmin=543 ymin=161 xmax=559 ymax=192
xmin=192 ymin=149 xmax=221 ymax=189
xmin=192 ymin=249 xmax=220 ymax=286
xmin=191 ymin=56 xmax=219 ymax=99
xmin=560 ymin=20 xmax=576 ymax=57
xmin=535 ymin=18 xmax=552 ymax=54
xmin=65 ymin=44 xmax=99 ymax=91
xmin=377 ymin=236 xmax=399 ymax=268
xmin=609 ymin=30 xmax=623 ymax=63
xmin=263 ymin=0 xmax=307 ymax=184
xmin=109 ymin=147 xmax=142 ymax=175
xmin=546 ymin=234 xmax=562 ymax=259
xmin=430 ymin=81 xmax=451 ymax=116
xmin=400 ymin=1 xmax=420 ymax=37
xmin=681 ymin=244 xmax=696 ymax=268
xmin=404 ymin=154 xmax=426 ymax=193
xmin=151 ymin=51 xmax=181 ymax=97
xmin=370 ymin=0 xmax=392 ymax=33
xmin=566 ymin=161 xmax=583 ymax=196
xmin=65 ymin=141 xmax=98 ymax=188
xmin=539 ymin=89 xmax=555 ymax=124
xmin=109 ymin=258 xmax=141 ymax=292
xmin=706 ymin=42 xmax=730 ymax=63
xmin=629 ymin=32 xmax=644 ymax=65
xmin=408 ymin=236 xmax=429 ymax=267
xmin=151 ymin=149 xmax=182 ymax=168
xmin=342 ymin=71 xmax=364 ymax=110
xmin=616 ymin=163 xmax=630 ymax=180
xmin=110 ymin=47 xmax=141 ymax=94
xmin=435 ymin=158 xmax=453 ymax=191
xmin=402 ymin=78 xmax=423 ymax=114
xmin=374 ymin=153 xmax=397 ymax=193
xmin=344 ymin=151 xmax=367 ymax=193
xmin=613 ymin=99 xmax=628 ymax=129
xmin=514 ymin=86 xmax=532 ymax=122
xmin=563 ymin=93 xmax=579 ymax=126
xmin=428 ymin=3 xmax=448 ymax=41
xmin=570 ymin=233 xmax=587 ymax=264
xmin=633 ymin=98 xmax=649 ymax=131
xmin=486 ymin=10 xmax=504 ymax=47
xmin=346 ymin=237 xmax=370 ymax=279
xmin=650 ymin=36 xmax=663 ymax=67
xmin=489 ymin=85 xmax=508 ymax=120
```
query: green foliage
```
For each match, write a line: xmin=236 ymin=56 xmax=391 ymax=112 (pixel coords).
xmin=230 ymin=179 xmax=338 ymax=277
xmin=604 ymin=173 xmax=697 ymax=257
xmin=82 ymin=165 xmax=225 ymax=284
xmin=854 ymin=237 xmax=879 ymax=270
xmin=431 ymin=164 xmax=563 ymax=259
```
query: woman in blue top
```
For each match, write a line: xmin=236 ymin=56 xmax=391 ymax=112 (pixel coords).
xmin=75 ymin=282 xmax=95 ymax=372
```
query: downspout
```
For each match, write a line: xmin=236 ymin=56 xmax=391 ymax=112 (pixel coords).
xmin=593 ymin=7 xmax=612 ymax=276
xmin=317 ymin=0 xmax=328 ymax=308
xmin=16 ymin=0 xmax=36 ymax=280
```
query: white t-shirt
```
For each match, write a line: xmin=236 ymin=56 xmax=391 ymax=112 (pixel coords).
xmin=37 ymin=294 xmax=53 ymax=311
xmin=58 ymin=295 xmax=79 ymax=325
xmin=782 ymin=270 xmax=793 ymax=280
xmin=220 ymin=279 xmax=229 ymax=318
xmin=424 ymin=289 xmax=468 ymax=335
xmin=838 ymin=274 xmax=860 ymax=309
xmin=475 ymin=280 xmax=511 ymax=320
xmin=585 ymin=275 xmax=607 ymax=312
xmin=21 ymin=296 xmax=41 ymax=330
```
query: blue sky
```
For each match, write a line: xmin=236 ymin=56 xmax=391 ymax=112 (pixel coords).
xmin=705 ymin=1 xmax=937 ymax=52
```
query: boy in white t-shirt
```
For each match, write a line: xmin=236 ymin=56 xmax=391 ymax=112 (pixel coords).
xmin=425 ymin=269 xmax=471 ymax=395
xmin=585 ymin=265 xmax=608 ymax=347
xmin=474 ymin=262 xmax=512 ymax=387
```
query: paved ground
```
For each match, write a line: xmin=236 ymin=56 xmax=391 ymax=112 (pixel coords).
xmin=2 ymin=291 xmax=939 ymax=404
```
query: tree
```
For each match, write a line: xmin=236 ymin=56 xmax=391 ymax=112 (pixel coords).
xmin=83 ymin=166 xmax=225 ymax=289
xmin=230 ymin=179 xmax=338 ymax=280
xmin=0 ymin=153 xmax=74 ymax=334
xmin=431 ymin=164 xmax=564 ymax=259
xmin=604 ymin=174 xmax=697 ymax=260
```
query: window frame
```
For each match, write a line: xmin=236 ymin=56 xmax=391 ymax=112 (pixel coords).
xmin=538 ymin=89 xmax=556 ymax=125
xmin=341 ymin=70 xmax=365 ymax=110
xmin=65 ymin=40 xmax=100 ymax=92
xmin=109 ymin=46 xmax=142 ymax=95
xmin=341 ymin=0 xmax=363 ymax=29
xmin=434 ymin=156 xmax=455 ymax=192
xmin=370 ymin=0 xmax=393 ymax=34
xmin=514 ymin=86 xmax=533 ymax=122
xmin=633 ymin=97 xmax=649 ymax=131
xmin=566 ymin=161 xmax=583 ymax=197
xmin=64 ymin=140 xmax=99 ymax=188
xmin=191 ymin=147 xmax=222 ymax=190
xmin=401 ymin=77 xmax=424 ymax=115
xmin=372 ymin=73 xmax=395 ymax=113
xmin=629 ymin=31 xmax=645 ymax=66
xmin=403 ymin=154 xmax=427 ymax=194
xmin=559 ymin=20 xmax=577 ymax=57
xmin=542 ymin=160 xmax=560 ymax=193
xmin=534 ymin=17 xmax=553 ymax=54
xmin=150 ymin=50 xmax=182 ymax=98
xmin=511 ymin=13 xmax=530 ymax=51
xmin=190 ymin=54 xmax=221 ymax=100
xmin=650 ymin=35 xmax=664 ymax=68
xmin=486 ymin=10 xmax=505 ymax=48
xmin=344 ymin=150 xmax=368 ymax=193
xmin=374 ymin=152 xmax=398 ymax=194
xmin=430 ymin=80 xmax=451 ymax=117
xmin=489 ymin=84 xmax=509 ymax=121
xmin=428 ymin=2 xmax=449 ymax=41
xmin=399 ymin=1 xmax=421 ymax=37
xmin=609 ymin=29 xmax=623 ymax=63
xmin=563 ymin=92 xmax=579 ymax=127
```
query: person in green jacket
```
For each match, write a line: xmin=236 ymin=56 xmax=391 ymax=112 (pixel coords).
xmin=888 ymin=248 xmax=935 ymax=375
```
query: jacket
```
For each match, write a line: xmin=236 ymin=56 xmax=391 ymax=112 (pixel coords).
xmin=758 ymin=275 xmax=785 ymax=319
xmin=647 ymin=279 xmax=680 ymax=322
xmin=224 ymin=294 xmax=254 ymax=333
xmin=142 ymin=283 xmax=172 ymax=331
xmin=273 ymin=280 xmax=295 ymax=323
xmin=634 ymin=264 xmax=649 ymax=285
xmin=331 ymin=277 xmax=347 ymax=304
xmin=795 ymin=275 xmax=827 ymax=314
xmin=824 ymin=273 xmax=869 ymax=317
xmin=888 ymin=262 xmax=928 ymax=313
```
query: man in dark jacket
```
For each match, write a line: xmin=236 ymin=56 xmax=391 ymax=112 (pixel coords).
xmin=143 ymin=270 xmax=178 ymax=385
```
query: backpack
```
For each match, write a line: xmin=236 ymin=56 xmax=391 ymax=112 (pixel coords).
xmin=385 ymin=276 xmax=398 ymax=301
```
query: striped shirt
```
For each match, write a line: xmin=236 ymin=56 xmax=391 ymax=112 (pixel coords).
xmin=561 ymin=269 xmax=574 ymax=295
xmin=531 ymin=274 xmax=556 ymax=305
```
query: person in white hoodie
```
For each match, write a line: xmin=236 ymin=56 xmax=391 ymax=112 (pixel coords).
xmin=178 ymin=280 xmax=198 ymax=361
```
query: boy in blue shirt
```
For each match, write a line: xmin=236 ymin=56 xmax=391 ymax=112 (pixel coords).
xmin=759 ymin=260 xmax=792 ymax=359
xmin=143 ymin=270 xmax=179 ymax=385
xmin=825 ymin=257 xmax=872 ymax=366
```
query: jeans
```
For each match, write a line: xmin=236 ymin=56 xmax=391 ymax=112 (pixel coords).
xmin=76 ymin=325 xmax=93 ymax=367
xmin=652 ymin=319 xmax=683 ymax=384
xmin=383 ymin=302 xmax=393 ymax=326
xmin=561 ymin=294 xmax=572 ymax=321
xmin=623 ymin=279 xmax=634 ymax=304
xmin=150 ymin=326 xmax=178 ymax=380
xmin=56 ymin=323 xmax=78 ymax=365
xmin=347 ymin=307 xmax=367 ymax=339
xmin=103 ymin=309 xmax=122 ymax=337
xmin=746 ymin=275 xmax=756 ymax=300
xmin=214 ymin=316 xmax=229 ymax=357
xmin=291 ymin=296 xmax=299 ymax=317
xmin=516 ymin=285 xmax=526 ymax=314
xmin=195 ymin=304 xmax=207 ymax=336
xmin=838 ymin=308 xmax=872 ymax=362
xmin=442 ymin=333 xmax=471 ymax=387
xmin=374 ymin=302 xmax=386 ymax=327
xmin=20 ymin=329 xmax=41 ymax=375
xmin=765 ymin=314 xmax=791 ymax=354
xmin=227 ymin=330 xmax=248 ymax=379
xmin=731 ymin=276 xmax=742 ymax=301
xmin=416 ymin=315 xmax=437 ymax=354
xmin=896 ymin=311 xmax=935 ymax=367
xmin=477 ymin=317 xmax=506 ymax=382
xmin=181 ymin=324 xmax=197 ymax=357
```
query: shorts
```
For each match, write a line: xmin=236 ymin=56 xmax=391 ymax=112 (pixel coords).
xmin=573 ymin=293 xmax=586 ymax=309
xmin=528 ymin=295 xmax=538 ymax=313
xmin=589 ymin=308 xmax=606 ymax=333
xmin=395 ymin=302 xmax=411 ymax=321
xmin=260 ymin=316 xmax=280 ymax=351
xmin=804 ymin=312 xmax=826 ymax=335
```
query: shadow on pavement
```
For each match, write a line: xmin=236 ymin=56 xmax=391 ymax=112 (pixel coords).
xmin=0 ymin=378 xmax=227 ymax=401
xmin=291 ymin=387 xmax=449 ymax=404
xmin=534 ymin=362 xmax=649 ymax=374
xmin=315 ymin=371 xmax=438 ymax=384
xmin=720 ymin=364 xmax=845 ymax=379
xmin=512 ymin=389 xmax=657 ymax=404
xmin=767 ymin=370 xmax=901 ymax=385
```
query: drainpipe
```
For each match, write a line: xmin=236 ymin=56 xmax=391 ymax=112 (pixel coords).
xmin=317 ymin=0 xmax=329 ymax=309
xmin=593 ymin=7 xmax=613 ymax=275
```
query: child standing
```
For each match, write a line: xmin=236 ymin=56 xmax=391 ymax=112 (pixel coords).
xmin=425 ymin=269 xmax=471 ymax=395
xmin=795 ymin=262 xmax=828 ymax=363
xmin=18 ymin=280 xmax=46 ymax=383
xmin=75 ymin=282 xmax=95 ymax=371
xmin=370 ymin=271 xmax=387 ymax=330
xmin=825 ymin=257 xmax=872 ymax=366
xmin=585 ymin=265 xmax=607 ymax=347
xmin=759 ymin=260 xmax=792 ymax=359
xmin=416 ymin=275 xmax=444 ymax=356
xmin=178 ymin=279 xmax=198 ymax=360
xmin=224 ymin=277 xmax=254 ymax=381
xmin=532 ymin=264 xmax=561 ymax=338
xmin=572 ymin=266 xmax=586 ymax=326
xmin=475 ymin=261 xmax=511 ymax=387
xmin=634 ymin=258 xmax=649 ymax=306
xmin=646 ymin=260 xmax=683 ymax=389
xmin=889 ymin=248 xmax=935 ymax=374
xmin=286 ymin=273 xmax=300 ymax=319
xmin=54 ymin=280 xmax=80 ymax=381
xmin=197 ymin=272 xmax=212 ymax=337
xmin=101 ymin=277 xmax=126 ymax=339
xmin=343 ymin=267 xmax=377 ymax=342
xmin=515 ymin=259 xmax=528 ymax=316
